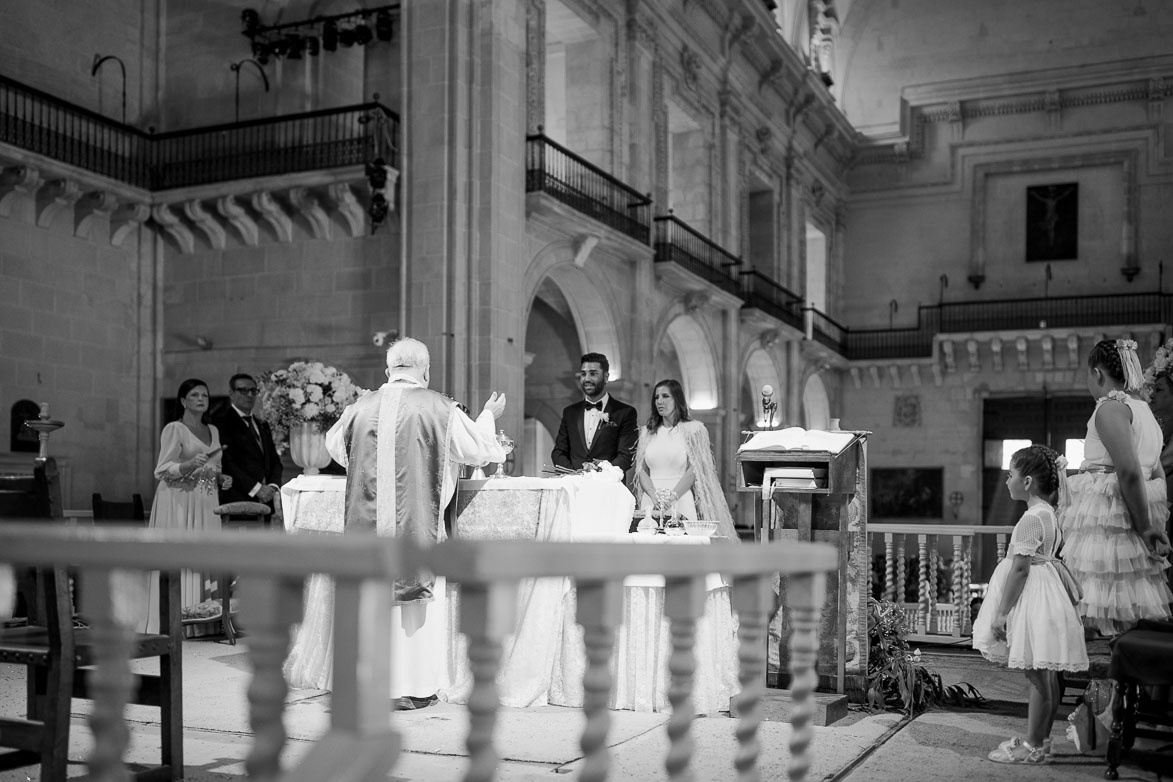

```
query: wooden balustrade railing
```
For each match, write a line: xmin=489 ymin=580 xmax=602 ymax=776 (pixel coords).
xmin=0 ymin=523 xmax=837 ymax=782
xmin=867 ymin=523 xmax=1015 ymax=640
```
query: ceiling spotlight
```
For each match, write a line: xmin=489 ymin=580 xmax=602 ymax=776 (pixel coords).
xmin=375 ymin=9 xmax=393 ymax=41
xmin=338 ymin=26 xmax=356 ymax=47
xmin=322 ymin=20 xmax=338 ymax=51
xmin=285 ymin=34 xmax=304 ymax=59
xmin=354 ymin=23 xmax=373 ymax=46
xmin=241 ymin=8 xmax=260 ymax=34
xmin=304 ymin=35 xmax=320 ymax=56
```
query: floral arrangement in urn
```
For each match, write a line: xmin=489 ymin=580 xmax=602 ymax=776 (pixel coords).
xmin=258 ymin=361 xmax=365 ymax=457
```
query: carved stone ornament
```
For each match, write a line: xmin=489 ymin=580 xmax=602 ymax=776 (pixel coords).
xmin=680 ymin=45 xmax=701 ymax=91
xmin=893 ymin=394 xmax=922 ymax=428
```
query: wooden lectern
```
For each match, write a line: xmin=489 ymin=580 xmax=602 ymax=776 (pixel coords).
xmin=737 ymin=431 xmax=869 ymax=697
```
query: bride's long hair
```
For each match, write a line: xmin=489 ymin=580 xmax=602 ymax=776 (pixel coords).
xmin=646 ymin=379 xmax=691 ymax=434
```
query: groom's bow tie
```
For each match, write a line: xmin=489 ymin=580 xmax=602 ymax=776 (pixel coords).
xmin=585 ymin=401 xmax=603 ymax=411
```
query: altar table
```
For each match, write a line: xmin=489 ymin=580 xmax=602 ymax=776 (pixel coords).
xmin=280 ymin=474 xmax=736 ymax=713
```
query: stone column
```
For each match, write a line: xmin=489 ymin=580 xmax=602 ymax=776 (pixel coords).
xmin=400 ymin=0 xmax=528 ymax=434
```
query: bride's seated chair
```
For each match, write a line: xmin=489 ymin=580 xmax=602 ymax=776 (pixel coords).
xmin=1105 ymin=618 xmax=1173 ymax=779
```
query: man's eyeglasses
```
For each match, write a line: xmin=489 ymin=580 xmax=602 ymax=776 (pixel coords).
xmin=233 ymin=387 xmax=259 ymax=395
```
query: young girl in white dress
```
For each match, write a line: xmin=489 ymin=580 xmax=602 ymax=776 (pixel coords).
xmin=1062 ymin=339 xmax=1173 ymax=636
xmin=973 ymin=445 xmax=1088 ymax=764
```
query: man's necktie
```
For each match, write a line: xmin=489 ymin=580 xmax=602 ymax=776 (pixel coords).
xmin=244 ymin=415 xmax=261 ymax=444
xmin=586 ymin=401 xmax=603 ymax=410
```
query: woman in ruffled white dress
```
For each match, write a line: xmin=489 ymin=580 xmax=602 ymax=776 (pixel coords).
xmin=621 ymin=378 xmax=739 ymax=714
xmin=972 ymin=445 xmax=1087 ymax=764
xmin=1061 ymin=339 xmax=1172 ymax=636
xmin=141 ymin=379 xmax=231 ymax=634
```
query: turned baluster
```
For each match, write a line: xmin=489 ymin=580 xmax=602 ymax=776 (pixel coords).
xmin=883 ymin=533 xmax=895 ymax=602
xmin=896 ymin=537 xmax=907 ymax=604
xmin=917 ymin=534 xmax=929 ymax=634
xmin=963 ymin=537 xmax=974 ymax=631
xmin=461 ymin=580 xmax=519 ymax=782
xmin=784 ymin=572 xmax=826 ymax=782
xmin=83 ymin=567 xmax=135 ymax=782
xmin=731 ymin=573 xmax=773 ymax=782
xmin=996 ymin=532 xmax=1008 ymax=562
xmin=576 ymin=579 xmax=623 ymax=782
xmin=241 ymin=575 xmax=303 ymax=782
xmin=952 ymin=535 xmax=965 ymax=637
xmin=929 ymin=542 xmax=940 ymax=631
xmin=664 ymin=576 xmax=705 ymax=782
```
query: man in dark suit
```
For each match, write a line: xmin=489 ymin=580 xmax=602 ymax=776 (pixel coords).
xmin=212 ymin=373 xmax=283 ymax=511
xmin=552 ymin=352 xmax=639 ymax=474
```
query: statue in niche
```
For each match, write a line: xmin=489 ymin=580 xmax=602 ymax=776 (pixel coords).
xmin=1026 ymin=183 xmax=1078 ymax=261
xmin=10 ymin=399 xmax=40 ymax=452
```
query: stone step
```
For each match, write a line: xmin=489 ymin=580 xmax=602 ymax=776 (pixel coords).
xmin=731 ymin=688 xmax=849 ymax=727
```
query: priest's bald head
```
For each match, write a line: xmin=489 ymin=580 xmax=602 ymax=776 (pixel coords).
xmin=386 ymin=337 xmax=430 ymax=386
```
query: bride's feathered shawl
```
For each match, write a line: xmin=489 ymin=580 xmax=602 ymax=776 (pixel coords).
xmin=634 ymin=419 xmax=740 ymax=542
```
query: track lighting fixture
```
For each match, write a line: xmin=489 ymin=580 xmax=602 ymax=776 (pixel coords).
xmin=239 ymin=5 xmax=396 ymax=61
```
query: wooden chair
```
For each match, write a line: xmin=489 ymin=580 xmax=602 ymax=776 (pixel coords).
xmin=0 ymin=565 xmax=184 ymax=780
xmin=210 ymin=501 xmax=274 ymax=644
xmin=1105 ymin=619 xmax=1173 ymax=779
xmin=92 ymin=493 xmax=146 ymax=525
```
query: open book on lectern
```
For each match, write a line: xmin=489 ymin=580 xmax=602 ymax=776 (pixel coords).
xmin=737 ymin=426 xmax=855 ymax=454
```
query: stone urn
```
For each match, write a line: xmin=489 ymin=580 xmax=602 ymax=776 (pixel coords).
xmin=289 ymin=421 xmax=331 ymax=475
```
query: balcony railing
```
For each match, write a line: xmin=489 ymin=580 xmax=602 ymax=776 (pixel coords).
xmin=525 ymin=131 xmax=652 ymax=244
xmin=739 ymin=269 xmax=804 ymax=331
xmin=653 ymin=213 xmax=742 ymax=298
xmin=868 ymin=523 xmax=1015 ymax=641
xmin=0 ymin=74 xmax=398 ymax=191
xmin=805 ymin=306 xmax=847 ymax=353
xmin=0 ymin=522 xmax=836 ymax=782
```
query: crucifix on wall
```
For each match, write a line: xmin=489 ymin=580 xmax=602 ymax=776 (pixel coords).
xmin=1026 ymin=182 xmax=1078 ymax=262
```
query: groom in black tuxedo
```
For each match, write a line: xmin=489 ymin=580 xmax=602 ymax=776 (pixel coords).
xmin=552 ymin=352 xmax=638 ymax=474
xmin=212 ymin=373 xmax=283 ymax=512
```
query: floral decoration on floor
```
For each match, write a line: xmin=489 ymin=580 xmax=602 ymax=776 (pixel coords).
xmin=867 ymin=598 xmax=944 ymax=714
xmin=258 ymin=361 xmax=367 ymax=452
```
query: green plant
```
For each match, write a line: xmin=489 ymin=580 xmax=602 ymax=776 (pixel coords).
xmin=866 ymin=598 xmax=944 ymax=714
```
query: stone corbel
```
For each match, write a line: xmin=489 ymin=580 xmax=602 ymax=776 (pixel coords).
xmin=74 ymin=190 xmax=118 ymax=239
xmin=683 ymin=291 xmax=710 ymax=313
xmin=887 ymin=365 xmax=901 ymax=388
xmin=0 ymin=165 xmax=42 ymax=219
xmin=849 ymin=366 xmax=862 ymax=389
xmin=184 ymin=199 xmax=227 ymax=250
xmin=759 ymin=329 xmax=779 ymax=350
xmin=1067 ymin=334 xmax=1080 ymax=366
xmin=941 ymin=340 xmax=956 ymax=373
xmin=946 ymin=101 xmax=964 ymax=141
xmin=966 ymin=339 xmax=979 ymax=373
xmin=217 ymin=195 xmax=259 ymax=246
xmin=573 ymin=234 xmax=599 ymax=267
xmin=758 ymin=58 xmax=784 ymax=94
xmin=1016 ymin=337 xmax=1029 ymax=369
xmin=1044 ymin=89 xmax=1062 ymax=131
xmin=1041 ymin=335 xmax=1054 ymax=370
xmin=931 ymin=362 xmax=943 ymax=387
xmin=909 ymin=365 xmax=922 ymax=387
xmin=328 ymin=183 xmax=364 ymax=237
xmin=1149 ymin=77 xmax=1166 ymax=123
xmin=110 ymin=202 xmax=148 ymax=247
xmin=36 ymin=178 xmax=81 ymax=229
xmin=868 ymin=365 xmax=881 ymax=388
xmin=151 ymin=203 xmax=195 ymax=254
xmin=990 ymin=337 xmax=1003 ymax=372
xmin=252 ymin=191 xmax=293 ymax=243
xmin=723 ymin=13 xmax=755 ymax=58
xmin=289 ymin=187 xmax=331 ymax=240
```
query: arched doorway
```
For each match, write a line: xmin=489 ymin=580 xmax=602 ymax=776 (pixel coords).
xmin=802 ymin=372 xmax=832 ymax=430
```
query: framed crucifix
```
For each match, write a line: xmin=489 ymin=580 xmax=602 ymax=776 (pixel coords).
xmin=1026 ymin=182 xmax=1078 ymax=262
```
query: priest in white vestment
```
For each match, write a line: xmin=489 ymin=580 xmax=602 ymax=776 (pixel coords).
xmin=325 ymin=337 xmax=506 ymax=707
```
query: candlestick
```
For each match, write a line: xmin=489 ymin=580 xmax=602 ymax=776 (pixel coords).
xmin=24 ymin=403 xmax=65 ymax=462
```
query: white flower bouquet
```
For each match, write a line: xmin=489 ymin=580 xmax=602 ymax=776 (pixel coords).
xmin=1143 ymin=337 xmax=1173 ymax=400
xmin=258 ymin=361 xmax=366 ymax=452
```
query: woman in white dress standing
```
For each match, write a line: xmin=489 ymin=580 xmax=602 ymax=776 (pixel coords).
xmin=633 ymin=379 xmax=738 ymax=541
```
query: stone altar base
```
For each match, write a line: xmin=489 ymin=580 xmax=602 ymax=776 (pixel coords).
xmin=732 ymin=688 xmax=850 ymax=727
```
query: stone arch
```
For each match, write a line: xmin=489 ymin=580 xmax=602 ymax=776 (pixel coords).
xmin=657 ymin=314 xmax=720 ymax=410
xmin=525 ymin=240 xmax=625 ymax=379
xmin=742 ymin=347 xmax=782 ymax=426
xmin=802 ymin=372 xmax=832 ymax=430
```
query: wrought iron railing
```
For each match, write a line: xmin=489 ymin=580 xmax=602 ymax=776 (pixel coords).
xmin=805 ymin=306 xmax=847 ymax=353
xmin=525 ymin=131 xmax=652 ymax=244
xmin=653 ymin=213 xmax=742 ymax=298
xmin=739 ymin=269 xmax=804 ymax=331
xmin=0 ymin=74 xmax=398 ymax=191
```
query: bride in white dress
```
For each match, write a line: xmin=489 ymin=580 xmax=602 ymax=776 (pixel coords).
xmin=621 ymin=378 xmax=739 ymax=713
